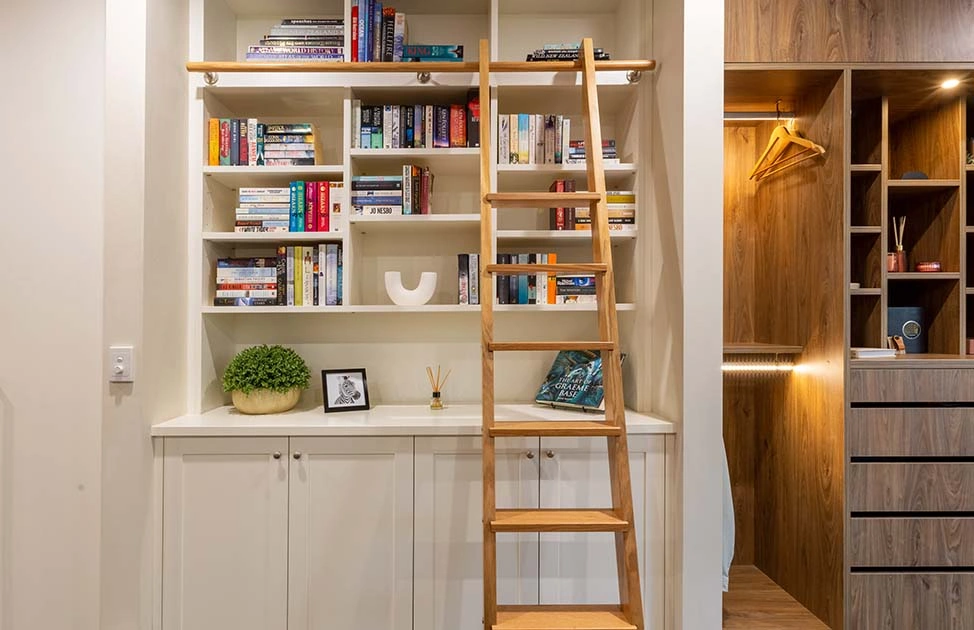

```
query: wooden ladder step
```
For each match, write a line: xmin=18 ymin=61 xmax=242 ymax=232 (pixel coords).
xmin=488 ymin=341 xmax=616 ymax=352
xmin=486 ymin=192 xmax=602 ymax=208
xmin=494 ymin=605 xmax=636 ymax=630
xmin=491 ymin=509 xmax=628 ymax=532
xmin=486 ymin=263 xmax=607 ymax=275
xmin=489 ymin=421 xmax=622 ymax=437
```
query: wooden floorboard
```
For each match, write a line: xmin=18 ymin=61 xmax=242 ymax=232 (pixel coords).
xmin=723 ymin=565 xmax=829 ymax=629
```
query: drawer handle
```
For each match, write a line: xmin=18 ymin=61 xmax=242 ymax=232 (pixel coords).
xmin=293 ymin=452 xmax=302 ymax=460
xmin=272 ymin=451 xmax=282 ymax=460
xmin=525 ymin=451 xmax=535 ymax=460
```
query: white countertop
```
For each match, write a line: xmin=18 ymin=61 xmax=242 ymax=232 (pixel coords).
xmin=151 ymin=403 xmax=676 ymax=437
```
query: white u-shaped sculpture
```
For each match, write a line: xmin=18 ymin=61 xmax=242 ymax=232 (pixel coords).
xmin=384 ymin=271 xmax=437 ymax=306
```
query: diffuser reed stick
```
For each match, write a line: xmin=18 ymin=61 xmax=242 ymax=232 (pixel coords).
xmin=426 ymin=365 xmax=451 ymax=410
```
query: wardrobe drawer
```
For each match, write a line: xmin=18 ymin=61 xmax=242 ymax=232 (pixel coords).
xmin=849 ymin=573 xmax=974 ymax=630
xmin=850 ymin=518 xmax=974 ymax=566
xmin=850 ymin=368 xmax=974 ymax=403
xmin=849 ymin=463 xmax=974 ymax=512
xmin=849 ymin=408 xmax=974 ymax=457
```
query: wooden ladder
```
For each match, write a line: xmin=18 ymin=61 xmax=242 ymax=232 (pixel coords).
xmin=479 ymin=37 xmax=644 ymax=630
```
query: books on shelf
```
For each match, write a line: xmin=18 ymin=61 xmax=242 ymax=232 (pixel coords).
xmin=850 ymin=347 xmax=898 ymax=359
xmin=498 ymin=114 xmax=570 ymax=164
xmin=350 ymin=0 xmax=462 ymax=63
xmin=548 ymin=184 xmax=636 ymax=231
xmin=246 ymin=18 xmax=345 ymax=61
xmin=457 ymin=253 xmax=480 ymax=305
xmin=351 ymin=168 xmax=433 ymax=215
xmin=565 ymin=139 xmax=620 ymax=164
xmin=235 ymin=183 xmax=343 ymax=233
xmin=535 ymin=350 xmax=623 ymax=412
xmin=352 ymin=90 xmax=478 ymax=149
xmin=213 ymin=245 xmax=343 ymax=307
xmin=494 ymin=253 xmax=594 ymax=305
xmin=526 ymin=43 xmax=611 ymax=62
xmin=208 ymin=121 xmax=321 ymax=167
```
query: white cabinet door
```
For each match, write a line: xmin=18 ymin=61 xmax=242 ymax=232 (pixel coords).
xmin=288 ymin=436 xmax=413 ymax=630
xmin=538 ymin=435 xmax=665 ymax=629
xmin=162 ymin=437 xmax=289 ymax=630
xmin=414 ymin=436 xmax=540 ymax=630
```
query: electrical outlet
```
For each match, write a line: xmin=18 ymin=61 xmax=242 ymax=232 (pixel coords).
xmin=108 ymin=345 xmax=134 ymax=383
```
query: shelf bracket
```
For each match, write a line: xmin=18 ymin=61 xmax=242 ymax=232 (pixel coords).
xmin=626 ymin=70 xmax=642 ymax=84
xmin=417 ymin=71 xmax=431 ymax=84
xmin=203 ymin=72 xmax=219 ymax=86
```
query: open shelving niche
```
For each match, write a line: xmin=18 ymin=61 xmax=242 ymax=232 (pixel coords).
xmin=188 ymin=0 xmax=655 ymax=412
xmin=848 ymin=71 xmax=969 ymax=353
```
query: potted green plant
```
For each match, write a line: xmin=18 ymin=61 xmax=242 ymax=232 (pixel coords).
xmin=222 ymin=345 xmax=311 ymax=415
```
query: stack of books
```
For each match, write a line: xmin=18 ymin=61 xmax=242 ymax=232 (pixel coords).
xmin=457 ymin=253 xmax=480 ymax=305
xmin=565 ymin=139 xmax=620 ymax=164
xmin=286 ymin=181 xmax=346 ymax=233
xmin=576 ymin=190 xmax=635 ymax=231
xmin=208 ymin=121 xmax=320 ymax=167
xmin=350 ymin=0 xmax=462 ymax=63
xmin=246 ymin=18 xmax=344 ymax=61
xmin=497 ymin=114 xmax=571 ymax=164
xmin=236 ymin=188 xmax=289 ymax=233
xmin=215 ymin=258 xmax=278 ymax=306
xmin=351 ymin=169 xmax=433 ymax=215
xmin=526 ymin=43 xmax=610 ymax=62
xmin=352 ymin=92 xmax=479 ymax=149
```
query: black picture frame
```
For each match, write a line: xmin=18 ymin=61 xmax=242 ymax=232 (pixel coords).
xmin=321 ymin=368 xmax=370 ymax=413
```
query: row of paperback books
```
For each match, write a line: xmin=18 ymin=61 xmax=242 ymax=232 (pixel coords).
xmin=246 ymin=18 xmax=344 ymax=61
xmin=351 ymin=169 xmax=432 ymax=216
xmin=352 ymin=93 xmax=479 ymax=149
xmin=565 ymin=139 xmax=619 ymax=164
xmin=235 ymin=184 xmax=345 ymax=233
xmin=498 ymin=114 xmax=572 ymax=165
xmin=548 ymin=182 xmax=635 ymax=231
xmin=526 ymin=43 xmax=611 ymax=62
xmin=351 ymin=0 xmax=461 ymax=62
xmin=208 ymin=121 xmax=319 ymax=167
xmin=494 ymin=254 xmax=596 ymax=305
xmin=214 ymin=246 xmax=343 ymax=307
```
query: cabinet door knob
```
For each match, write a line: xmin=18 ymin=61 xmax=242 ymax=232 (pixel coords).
xmin=545 ymin=450 xmax=555 ymax=459
xmin=272 ymin=451 xmax=282 ymax=460
xmin=293 ymin=452 xmax=302 ymax=460
xmin=525 ymin=451 xmax=535 ymax=459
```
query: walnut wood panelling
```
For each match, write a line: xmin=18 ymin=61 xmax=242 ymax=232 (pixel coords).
xmin=850 ymin=367 xmax=974 ymax=402
xmin=850 ymin=518 xmax=974 ymax=566
xmin=849 ymin=408 xmax=974 ymax=457
xmin=851 ymin=100 xmax=883 ymax=166
xmin=888 ymin=279 xmax=963 ymax=355
xmin=724 ymin=69 xmax=841 ymax=115
xmin=887 ymin=189 xmax=961 ymax=271
xmin=722 ymin=565 xmax=828 ymax=630
xmin=723 ymin=70 xmax=846 ymax=628
xmin=850 ymin=172 xmax=882 ymax=227
xmin=850 ymin=295 xmax=884 ymax=348
xmin=726 ymin=0 xmax=974 ymax=63
xmin=850 ymin=233 xmax=882 ymax=288
xmin=849 ymin=463 xmax=974 ymax=512
xmin=722 ymin=379 xmax=760 ymax=565
xmin=889 ymin=100 xmax=963 ymax=179
xmin=848 ymin=574 xmax=974 ymax=630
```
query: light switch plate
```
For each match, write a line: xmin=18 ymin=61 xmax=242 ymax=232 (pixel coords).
xmin=109 ymin=345 xmax=134 ymax=383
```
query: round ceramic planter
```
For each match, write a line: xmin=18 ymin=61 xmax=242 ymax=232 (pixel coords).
xmin=231 ymin=387 xmax=301 ymax=415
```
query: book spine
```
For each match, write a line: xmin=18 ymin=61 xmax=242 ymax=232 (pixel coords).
xmin=527 ymin=253 xmax=536 ymax=304
xmin=313 ymin=247 xmax=319 ymax=306
xmin=424 ymin=106 xmax=433 ymax=149
xmin=306 ymin=181 xmax=317 ymax=232
xmin=517 ymin=254 xmax=529 ymax=304
xmin=565 ymin=179 xmax=576 ymax=228
xmin=404 ymin=106 xmax=415 ymax=148
xmin=382 ymin=7 xmax=395 ymax=62
xmin=496 ymin=254 xmax=508 ymax=305
xmin=466 ymin=89 xmax=480 ymax=148
xmin=213 ymin=298 xmax=279 ymax=307
xmin=303 ymin=247 xmax=314 ymax=306
xmin=544 ymin=115 xmax=555 ymax=164
xmin=449 ymin=104 xmax=465 ymax=147
xmin=392 ymin=12 xmax=405 ymax=62
xmin=326 ymin=244 xmax=339 ymax=306
xmin=219 ymin=119 xmax=230 ymax=165
xmin=517 ymin=114 xmax=530 ymax=164
xmin=239 ymin=121 xmax=249 ymax=165
xmin=535 ymin=114 xmax=545 ymax=164
xmin=402 ymin=165 xmax=412 ymax=214
xmin=414 ymin=104 xmax=424 ymax=148
xmin=420 ymin=167 xmax=430 ymax=214
xmin=287 ymin=246 xmax=297 ymax=306
xmin=351 ymin=5 xmax=359 ymax=62
xmin=554 ymin=115 xmax=563 ymax=164
xmin=549 ymin=178 xmax=565 ymax=230
xmin=216 ymin=289 xmax=277 ymax=299
xmin=230 ymin=119 xmax=240 ymax=166
xmin=509 ymin=114 xmax=519 ymax=163
xmin=383 ymin=104 xmax=393 ymax=148
xmin=289 ymin=182 xmax=299 ymax=232
xmin=527 ymin=115 xmax=536 ymax=165
xmin=256 ymin=124 xmax=265 ymax=165
xmin=391 ymin=105 xmax=400 ymax=148
xmin=509 ymin=260 xmax=518 ymax=305
xmin=351 ymin=100 xmax=361 ymax=148
xmin=356 ymin=205 xmax=403 ymax=216
xmin=296 ymin=181 xmax=306 ymax=232
xmin=547 ymin=252 xmax=557 ymax=305
xmin=401 ymin=45 xmax=463 ymax=60
xmin=317 ymin=182 xmax=329 ymax=232
xmin=469 ymin=253 xmax=480 ymax=306
xmin=498 ymin=115 xmax=509 ymax=164
xmin=434 ymin=106 xmax=449 ymax=148
xmin=372 ymin=1 xmax=382 ymax=62
xmin=537 ymin=253 xmax=546 ymax=306
xmin=329 ymin=182 xmax=344 ymax=232
xmin=457 ymin=254 xmax=469 ymax=304
xmin=246 ymin=119 xmax=258 ymax=166
xmin=412 ymin=166 xmax=421 ymax=214
xmin=337 ymin=244 xmax=343 ymax=304
xmin=561 ymin=118 xmax=570 ymax=165
xmin=208 ymin=119 xmax=219 ymax=166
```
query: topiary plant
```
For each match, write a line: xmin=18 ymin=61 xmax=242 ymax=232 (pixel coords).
xmin=222 ymin=345 xmax=311 ymax=394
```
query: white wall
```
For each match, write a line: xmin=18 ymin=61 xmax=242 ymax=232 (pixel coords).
xmin=0 ymin=1 xmax=106 ymax=628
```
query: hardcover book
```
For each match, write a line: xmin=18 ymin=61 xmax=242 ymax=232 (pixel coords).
xmin=535 ymin=350 xmax=626 ymax=411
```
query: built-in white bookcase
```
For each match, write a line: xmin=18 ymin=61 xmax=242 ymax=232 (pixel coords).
xmin=189 ymin=0 xmax=653 ymax=414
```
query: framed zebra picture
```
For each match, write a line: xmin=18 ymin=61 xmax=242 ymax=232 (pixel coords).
xmin=321 ymin=368 xmax=370 ymax=413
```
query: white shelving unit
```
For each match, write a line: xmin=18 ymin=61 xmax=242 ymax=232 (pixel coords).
xmin=188 ymin=0 xmax=653 ymax=416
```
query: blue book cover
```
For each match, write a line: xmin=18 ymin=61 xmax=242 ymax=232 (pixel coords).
xmin=230 ymin=119 xmax=240 ymax=166
xmin=517 ymin=253 xmax=528 ymax=304
xmin=256 ymin=124 xmax=265 ymax=165
xmin=372 ymin=1 xmax=382 ymax=62
xmin=289 ymin=182 xmax=300 ymax=232
xmin=535 ymin=350 xmax=626 ymax=411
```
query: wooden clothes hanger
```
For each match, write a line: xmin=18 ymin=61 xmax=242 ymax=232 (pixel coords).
xmin=748 ymin=107 xmax=826 ymax=181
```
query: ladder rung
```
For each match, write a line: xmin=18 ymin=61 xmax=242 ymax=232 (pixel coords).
xmin=486 ymin=263 xmax=607 ymax=275
xmin=494 ymin=606 xmax=636 ymax=630
xmin=491 ymin=509 xmax=628 ymax=533
xmin=486 ymin=192 xmax=602 ymax=208
xmin=489 ymin=421 xmax=621 ymax=437
xmin=488 ymin=341 xmax=616 ymax=352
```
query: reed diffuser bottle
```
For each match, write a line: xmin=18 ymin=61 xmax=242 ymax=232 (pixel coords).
xmin=426 ymin=365 xmax=451 ymax=411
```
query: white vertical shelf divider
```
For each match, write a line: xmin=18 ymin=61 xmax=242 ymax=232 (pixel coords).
xmin=342 ymin=88 xmax=354 ymax=306
xmin=186 ymin=0 xmax=205 ymax=414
